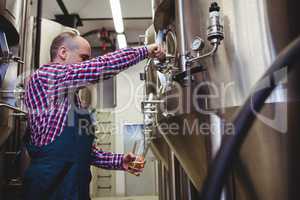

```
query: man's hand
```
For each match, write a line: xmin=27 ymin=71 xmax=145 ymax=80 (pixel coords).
xmin=122 ymin=153 xmax=145 ymax=176
xmin=147 ymin=43 xmax=166 ymax=61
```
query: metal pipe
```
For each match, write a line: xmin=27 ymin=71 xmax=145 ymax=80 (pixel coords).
xmin=143 ymin=100 xmax=164 ymax=104
xmin=34 ymin=0 xmax=43 ymax=69
xmin=0 ymin=90 xmax=24 ymax=94
xmin=143 ymin=59 xmax=153 ymax=102
xmin=81 ymin=17 xmax=152 ymax=21
xmin=10 ymin=113 xmax=26 ymax=117
xmin=171 ymin=152 xmax=177 ymax=200
xmin=144 ymin=59 xmax=153 ymax=74
xmin=56 ymin=0 xmax=69 ymax=15
xmin=19 ymin=0 xmax=29 ymax=75
xmin=0 ymin=103 xmax=27 ymax=114
xmin=177 ymin=0 xmax=187 ymax=72
xmin=187 ymin=44 xmax=218 ymax=63
xmin=143 ymin=111 xmax=158 ymax=114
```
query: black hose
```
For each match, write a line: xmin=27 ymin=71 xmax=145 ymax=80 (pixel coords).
xmin=200 ymin=35 xmax=300 ymax=200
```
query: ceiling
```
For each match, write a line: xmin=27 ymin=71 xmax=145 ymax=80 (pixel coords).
xmin=40 ymin=0 xmax=153 ymax=44
xmin=42 ymin=0 xmax=153 ymax=19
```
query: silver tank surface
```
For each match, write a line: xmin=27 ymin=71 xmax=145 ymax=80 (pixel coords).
xmin=147 ymin=0 xmax=300 ymax=199
xmin=0 ymin=0 xmax=23 ymax=45
xmin=0 ymin=0 xmax=25 ymax=146
xmin=173 ymin=0 xmax=293 ymax=108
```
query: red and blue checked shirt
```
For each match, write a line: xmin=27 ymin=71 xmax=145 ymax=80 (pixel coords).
xmin=24 ymin=47 xmax=148 ymax=170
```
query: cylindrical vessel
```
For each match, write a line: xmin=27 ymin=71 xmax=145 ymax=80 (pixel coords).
xmin=148 ymin=0 xmax=300 ymax=199
xmin=0 ymin=0 xmax=23 ymax=45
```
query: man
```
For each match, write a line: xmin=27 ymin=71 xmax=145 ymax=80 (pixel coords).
xmin=23 ymin=31 xmax=165 ymax=199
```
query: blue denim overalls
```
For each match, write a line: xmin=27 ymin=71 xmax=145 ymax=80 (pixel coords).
xmin=24 ymin=106 xmax=95 ymax=200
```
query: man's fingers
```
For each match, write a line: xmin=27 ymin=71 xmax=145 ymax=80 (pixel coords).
xmin=125 ymin=155 xmax=146 ymax=176
xmin=156 ymin=51 xmax=165 ymax=57
xmin=128 ymin=166 xmax=144 ymax=174
xmin=147 ymin=43 xmax=166 ymax=59
xmin=154 ymin=45 xmax=162 ymax=53
xmin=128 ymin=167 xmax=144 ymax=173
xmin=129 ymin=171 xmax=141 ymax=176
xmin=152 ymin=44 xmax=163 ymax=53
xmin=124 ymin=152 xmax=136 ymax=162
xmin=129 ymin=153 xmax=136 ymax=162
xmin=155 ymin=52 xmax=165 ymax=61
xmin=153 ymin=47 xmax=165 ymax=60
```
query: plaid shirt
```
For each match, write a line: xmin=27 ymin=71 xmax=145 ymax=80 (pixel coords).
xmin=24 ymin=47 xmax=148 ymax=170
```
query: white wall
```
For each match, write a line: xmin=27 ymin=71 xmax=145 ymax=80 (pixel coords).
xmin=114 ymin=60 xmax=146 ymax=195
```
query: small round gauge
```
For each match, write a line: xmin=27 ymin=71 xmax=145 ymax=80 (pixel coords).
xmin=191 ymin=37 xmax=205 ymax=51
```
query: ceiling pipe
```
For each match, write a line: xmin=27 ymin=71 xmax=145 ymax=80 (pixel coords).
xmin=56 ymin=0 xmax=69 ymax=15
xmin=34 ymin=0 xmax=43 ymax=69
xmin=80 ymin=17 xmax=152 ymax=21
xmin=55 ymin=0 xmax=82 ymax=27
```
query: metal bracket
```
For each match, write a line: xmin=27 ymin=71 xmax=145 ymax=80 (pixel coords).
xmin=0 ymin=103 xmax=27 ymax=114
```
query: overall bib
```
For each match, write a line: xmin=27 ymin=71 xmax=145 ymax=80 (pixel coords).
xmin=24 ymin=107 xmax=95 ymax=200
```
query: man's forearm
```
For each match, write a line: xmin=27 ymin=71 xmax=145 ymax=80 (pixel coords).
xmin=40 ymin=46 xmax=149 ymax=97
xmin=90 ymin=145 xmax=125 ymax=170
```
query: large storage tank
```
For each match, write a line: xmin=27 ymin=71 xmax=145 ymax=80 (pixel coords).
xmin=145 ymin=0 xmax=300 ymax=199
xmin=0 ymin=1 xmax=27 ymax=199
xmin=0 ymin=0 xmax=26 ymax=155
xmin=0 ymin=0 xmax=24 ymax=45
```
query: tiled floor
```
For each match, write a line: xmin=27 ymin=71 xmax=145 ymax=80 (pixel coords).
xmin=92 ymin=196 xmax=158 ymax=200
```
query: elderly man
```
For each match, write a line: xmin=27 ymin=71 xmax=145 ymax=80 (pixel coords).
xmin=23 ymin=31 xmax=165 ymax=200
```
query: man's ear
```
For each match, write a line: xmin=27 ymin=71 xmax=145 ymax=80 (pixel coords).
xmin=57 ymin=46 xmax=68 ymax=61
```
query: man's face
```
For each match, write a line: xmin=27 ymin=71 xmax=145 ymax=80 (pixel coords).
xmin=64 ymin=36 xmax=91 ymax=64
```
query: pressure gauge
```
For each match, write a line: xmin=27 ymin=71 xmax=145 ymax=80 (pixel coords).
xmin=191 ymin=37 xmax=205 ymax=51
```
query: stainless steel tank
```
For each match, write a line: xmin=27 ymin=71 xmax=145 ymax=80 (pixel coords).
xmin=0 ymin=0 xmax=23 ymax=45
xmin=0 ymin=0 xmax=28 ymax=198
xmin=0 ymin=0 xmax=27 ymax=148
xmin=145 ymin=0 xmax=300 ymax=199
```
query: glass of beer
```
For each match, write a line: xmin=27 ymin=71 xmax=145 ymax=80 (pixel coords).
xmin=128 ymin=139 xmax=149 ymax=176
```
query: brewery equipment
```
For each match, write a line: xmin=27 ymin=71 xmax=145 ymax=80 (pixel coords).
xmin=144 ymin=0 xmax=300 ymax=199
